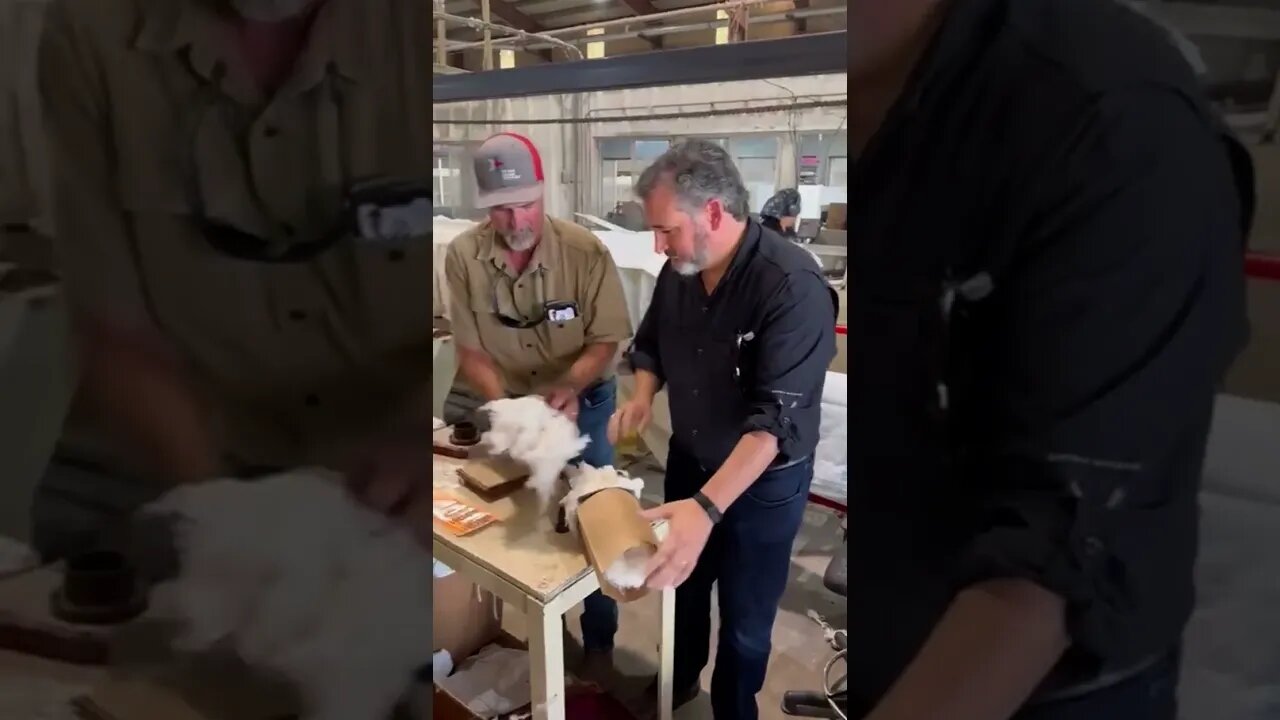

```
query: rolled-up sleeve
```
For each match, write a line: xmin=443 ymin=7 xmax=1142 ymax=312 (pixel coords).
xmin=625 ymin=265 xmax=667 ymax=384
xmin=38 ymin=1 xmax=148 ymax=328
xmin=954 ymin=89 xmax=1249 ymax=663
xmin=742 ymin=272 xmax=836 ymax=454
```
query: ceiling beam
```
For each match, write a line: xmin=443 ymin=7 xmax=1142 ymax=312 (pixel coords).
xmin=486 ymin=0 xmax=554 ymax=62
xmin=617 ymin=0 xmax=664 ymax=49
xmin=618 ymin=0 xmax=658 ymax=14
xmin=488 ymin=0 xmax=541 ymax=34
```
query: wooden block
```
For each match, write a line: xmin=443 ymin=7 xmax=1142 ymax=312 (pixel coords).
xmin=0 ymin=566 xmax=118 ymax=665
xmin=457 ymin=457 xmax=529 ymax=494
xmin=432 ymin=425 xmax=474 ymax=459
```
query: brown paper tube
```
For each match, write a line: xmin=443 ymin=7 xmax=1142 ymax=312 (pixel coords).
xmin=575 ymin=488 xmax=659 ymax=602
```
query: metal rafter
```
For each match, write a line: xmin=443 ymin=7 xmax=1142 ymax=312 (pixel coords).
xmin=618 ymin=0 xmax=665 ymax=50
xmin=491 ymin=0 xmax=556 ymax=61
xmin=434 ymin=30 xmax=847 ymax=102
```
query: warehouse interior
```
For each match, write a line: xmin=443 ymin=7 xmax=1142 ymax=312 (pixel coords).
xmin=0 ymin=0 xmax=1277 ymax=718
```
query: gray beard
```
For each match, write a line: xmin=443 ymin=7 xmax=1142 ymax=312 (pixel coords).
xmin=229 ymin=0 xmax=315 ymax=21
xmin=500 ymin=228 xmax=538 ymax=252
xmin=671 ymin=228 xmax=710 ymax=276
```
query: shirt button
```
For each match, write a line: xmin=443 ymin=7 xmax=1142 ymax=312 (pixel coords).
xmin=692 ymin=389 xmax=699 ymax=397
xmin=691 ymin=429 xmax=699 ymax=437
xmin=1083 ymin=536 xmax=1105 ymax=557
xmin=304 ymin=394 xmax=320 ymax=408
xmin=388 ymin=249 xmax=406 ymax=262
xmin=288 ymin=309 xmax=307 ymax=321
xmin=525 ymin=343 xmax=533 ymax=349
xmin=696 ymin=348 xmax=703 ymax=355
xmin=281 ymin=223 xmax=297 ymax=238
xmin=263 ymin=125 xmax=280 ymax=138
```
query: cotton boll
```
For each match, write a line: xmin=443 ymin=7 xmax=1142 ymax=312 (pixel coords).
xmin=479 ymin=396 xmax=590 ymax=506
xmin=604 ymin=547 xmax=653 ymax=590
xmin=141 ymin=470 xmax=434 ymax=720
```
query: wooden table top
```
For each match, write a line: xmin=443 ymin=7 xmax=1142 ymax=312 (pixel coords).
xmin=433 ymin=455 xmax=592 ymax=603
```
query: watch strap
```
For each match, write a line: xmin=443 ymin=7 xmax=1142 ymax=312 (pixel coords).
xmin=692 ymin=491 xmax=723 ymax=524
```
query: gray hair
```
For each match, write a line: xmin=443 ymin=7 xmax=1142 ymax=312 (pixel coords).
xmin=634 ymin=139 xmax=751 ymax=221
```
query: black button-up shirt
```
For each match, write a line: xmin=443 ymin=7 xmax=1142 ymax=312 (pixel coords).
xmin=628 ymin=220 xmax=837 ymax=471
xmin=851 ymin=0 xmax=1252 ymax=709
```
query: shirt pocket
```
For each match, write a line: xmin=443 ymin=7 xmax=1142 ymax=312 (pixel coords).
xmin=345 ymin=234 xmax=434 ymax=351
xmin=545 ymin=315 xmax=586 ymax=362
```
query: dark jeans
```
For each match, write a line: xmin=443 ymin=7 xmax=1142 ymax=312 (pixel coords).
xmin=573 ymin=379 xmax=621 ymax=653
xmin=850 ymin=651 xmax=1181 ymax=720
xmin=1013 ymin=652 xmax=1181 ymax=720
xmin=668 ymin=447 xmax=813 ymax=720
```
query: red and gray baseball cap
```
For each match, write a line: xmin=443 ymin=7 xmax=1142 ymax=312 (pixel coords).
xmin=473 ymin=132 xmax=545 ymax=209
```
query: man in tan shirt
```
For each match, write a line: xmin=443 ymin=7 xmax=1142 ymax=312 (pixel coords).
xmin=32 ymin=0 xmax=430 ymax=558
xmin=444 ymin=132 xmax=633 ymax=662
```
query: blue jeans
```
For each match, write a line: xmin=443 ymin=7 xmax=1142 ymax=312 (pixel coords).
xmin=668 ymin=448 xmax=813 ymax=720
xmin=574 ymin=378 xmax=620 ymax=653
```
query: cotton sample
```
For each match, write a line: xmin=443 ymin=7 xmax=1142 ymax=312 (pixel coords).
xmin=479 ymin=396 xmax=589 ymax=505
xmin=140 ymin=469 xmax=433 ymax=720
xmin=604 ymin=546 xmax=653 ymax=590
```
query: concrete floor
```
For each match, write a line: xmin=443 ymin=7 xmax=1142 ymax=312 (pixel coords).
xmin=504 ymin=455 xmax=848 ymax=720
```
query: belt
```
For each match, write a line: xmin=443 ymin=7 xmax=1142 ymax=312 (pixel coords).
xmin=691 ymin=452 xmax=812 ymax=474
xmin=1027 ymin=652 xmax=1167 ymax=706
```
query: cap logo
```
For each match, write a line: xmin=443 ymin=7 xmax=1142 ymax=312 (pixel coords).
xmin=488 ymin=158 xmax=503 ymax=171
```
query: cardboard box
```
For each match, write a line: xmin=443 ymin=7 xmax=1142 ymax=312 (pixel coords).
xmin=825 ymin=202 xmax=847 ymax=230
xmin=576 ymin=489 xmax=658 ymax=603
xmin=432 ymin=633 xmax=528 ymax=720
xmin=433 ymin=571 xmax=501 ymax=662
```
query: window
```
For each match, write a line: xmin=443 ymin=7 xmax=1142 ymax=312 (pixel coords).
xmin=828 ymin=157 xmax=848 ymax=190
xmin=729 ymin=136 xmax=779 ymax=211
xmin=598 ymin=135 xmax=783 ymax=219
xmin=433 ymin=151 xmax=463 ymax=217
xmin=597 ymin=137 xmax=671 ymax=227
xmin=715 ymin=10 xmax=729 ymax=45
xmin=499 ymin=49 xmax=515 ymax=69
xmin=587 ymin=27 xmax=606 ymax=60
xmin=797 ymin=131 xmax=849 ymax=211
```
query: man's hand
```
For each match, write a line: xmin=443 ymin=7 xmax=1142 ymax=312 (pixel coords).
xmin=342 ymin=424 xmax=433 ymax=520
xmin=607 ymin=398 xmax=653 ymax=444
xmin=542 ymin=385 xmax=580 ymax=421
xmin=641 ymin=499 xmax=714 ymax=589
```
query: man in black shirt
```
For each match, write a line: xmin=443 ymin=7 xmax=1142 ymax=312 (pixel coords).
xmin=851 ymin=1 xmax=1252 ymax=719
xmin=609 ymin=139 xmax=836 ymax=719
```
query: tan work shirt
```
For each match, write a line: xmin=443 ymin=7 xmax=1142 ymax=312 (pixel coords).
xmin=445 ymin=217 xmax=633 ymax=396
xmin=39 ymin=0 xmax=431 ymax=468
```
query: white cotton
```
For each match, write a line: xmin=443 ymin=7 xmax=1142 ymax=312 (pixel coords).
xmin=560 ymin=465 xmax=646 ymax=538
xmin=603 ymin=547 xmax=653 ymax=590
xmin=432 ymin=650 xmax=454 ymax=681
xmin=812 ymin=371 xmax=848 ymax=507
xmin=479 ymin=396 xmax=590 ymax=506
xmin=141 ymin=469 xmax=434 ymax=720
